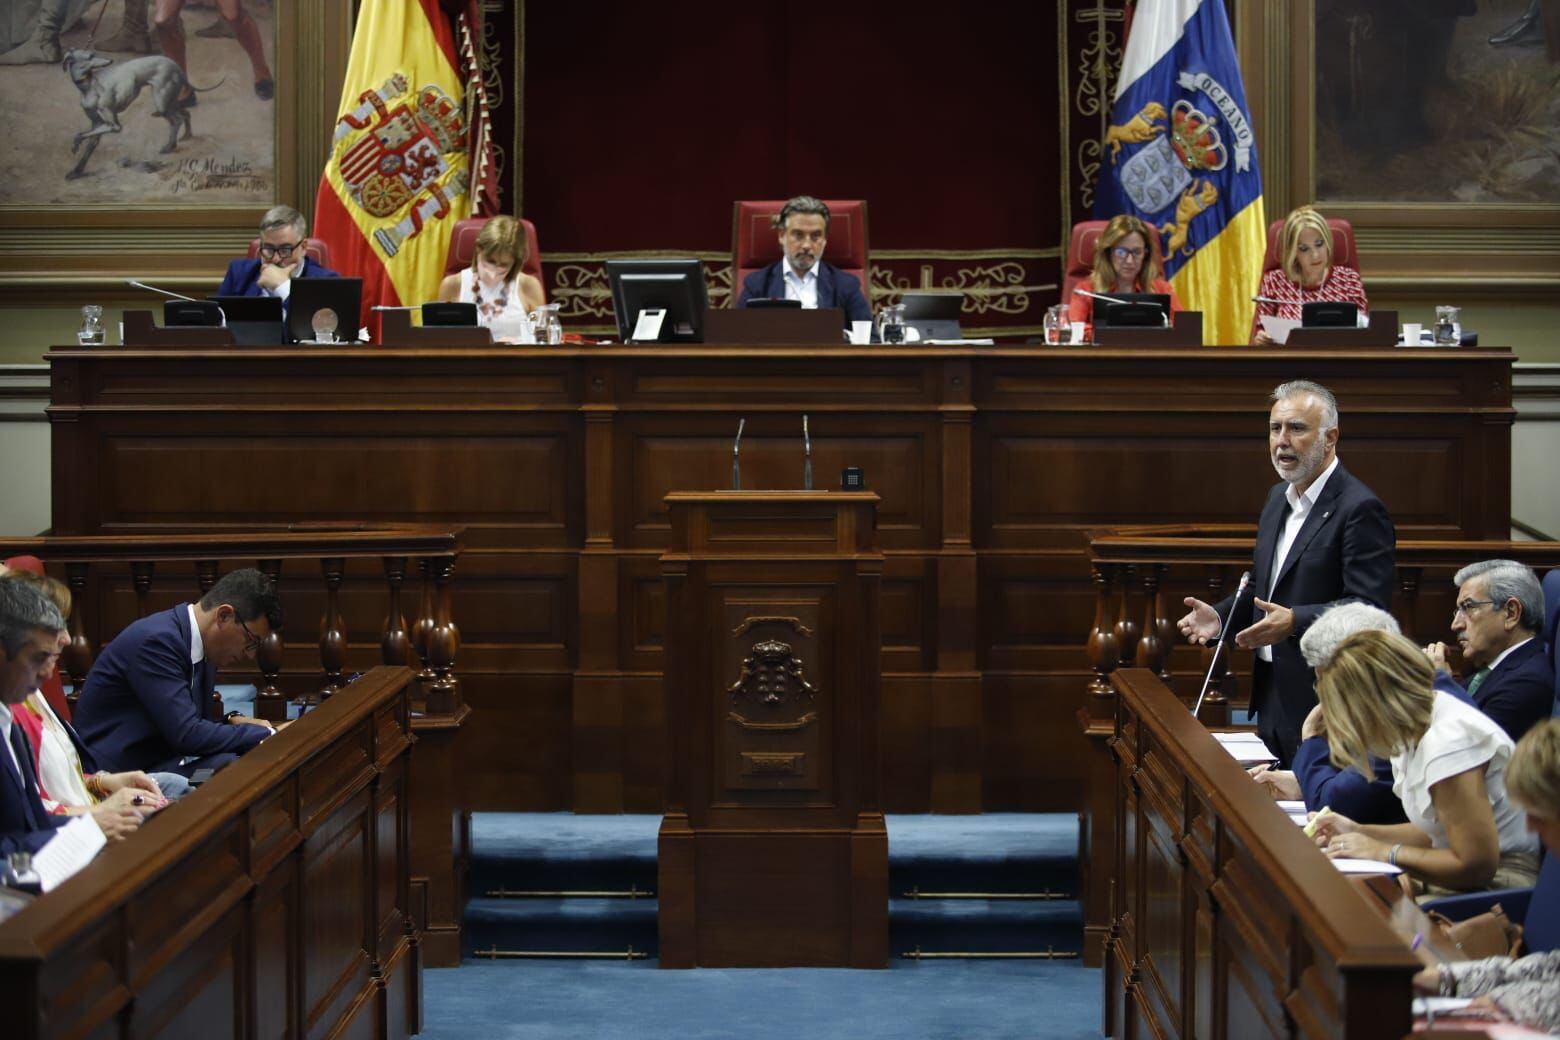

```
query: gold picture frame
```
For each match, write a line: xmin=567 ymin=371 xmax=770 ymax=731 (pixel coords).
xmin=1238 ymin=0 xmax=1559 ymax=295
xmin=0 ymin=0 xmax=351 ymax=302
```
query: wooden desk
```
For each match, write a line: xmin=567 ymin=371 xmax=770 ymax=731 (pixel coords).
xmin=46 ymin=342 xmax=1514 ymax=815
xmin=1107 ymin=666 xmax=1421 ymax=1039
xmin=0 ymin=666 xmax=423 ymax=1040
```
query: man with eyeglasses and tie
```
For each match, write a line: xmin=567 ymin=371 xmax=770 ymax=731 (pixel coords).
xmin=217 ymin=204 xmax=338 ymax=301
xmin=73 ymin=568 xmax=287 ymax=782
xmin=1423 ymin=560 xmax=1551 ymax=744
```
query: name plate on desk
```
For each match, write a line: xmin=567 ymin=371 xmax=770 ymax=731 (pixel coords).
xmin=704 ymin=307 xmax=845 ymax=345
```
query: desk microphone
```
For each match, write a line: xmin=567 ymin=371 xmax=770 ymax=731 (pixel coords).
xmin=127 ymin=278 xmax=199 ymax=303
xmin=802 ymin=414 xmax=812 ymax=491
xmin=1071 ymin=287 xmax=1131 ymax=306
xmin=731 ymin=418 xmax=745 ymax=490
xmin=1192 ymin=570 xmax=1250 ymax=719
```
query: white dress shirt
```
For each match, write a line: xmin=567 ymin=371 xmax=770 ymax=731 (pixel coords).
xmin=1258 ymin=454 xmax=1340 ymax=662
xmin=782 ymin=256 xmax=820 ymax=309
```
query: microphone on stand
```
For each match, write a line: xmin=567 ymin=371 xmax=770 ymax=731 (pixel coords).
xmin=1071 ymin=287 xmax=1131 ymax=306
xmin=1192 ymin=570 xmax=1251 ymax=719
xmin=731 ymin=418 xmax=745 ymax=490
xmin=802 ymin=414 xmax=812 ymax=491
xmin=1251 ymin=295 xmax=1288 ymax=306
xmin=126 ymin=279 xmax=200 ymax=303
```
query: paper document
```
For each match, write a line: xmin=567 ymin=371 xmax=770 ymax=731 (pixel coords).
xmin=1276 ymin=800 xmax=1306 ymax=813
xmin=1212 ymin=732 xmax=1278 ymax=764
xmin=1328 ymin=857 xmax=1402 ymax=875
xmin=33 ymin=814 xmax=108 ymax=891
xmin=1259 ymin=315 xmax=1300 ymax=344
xmin=1413 ymin=997 xmax=1475 ymax=1016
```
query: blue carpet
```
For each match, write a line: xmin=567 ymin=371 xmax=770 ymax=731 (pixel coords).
xmin=433 ymin=813 xmax=1101 ymax=1037
xmin=420 ymin=958 xmax=1102 ymax=1040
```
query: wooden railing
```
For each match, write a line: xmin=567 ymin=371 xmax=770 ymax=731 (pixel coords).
xmin=1106 ymin=667 xmax=1421 ymax=1039
xmin=0 ymin=666 xmax=423 ymax=1040
xmin=0 ymin=525 xmax=463 ymax=723
xmin=1083 ymin=525 xmax=1560 ymax=728
xmin=1074 ymin=524 xmax=1560 ymax=966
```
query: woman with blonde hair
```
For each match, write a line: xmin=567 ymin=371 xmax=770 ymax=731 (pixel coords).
xmin=1067 ymin=214 xmax=1181 ymax=329
xmin=1415 ymin=718 xmax=1560 ymax=1033
xmin=1251 ymin=205 xmax=1368 ymax=343
xmin=1308 ymin=629 xmax=1538 ymax=893
xmin=437 ymin=216 xmax=547 ymax=339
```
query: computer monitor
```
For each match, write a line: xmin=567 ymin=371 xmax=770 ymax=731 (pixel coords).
xmin=1301 ymin=301 xmax=1358 ymax=328
xmin=607 ymin=259 xmax=707 ymax=342
xmin=901 ymin=292 xmax=963 ymax=341
xmin=210 ymin=295 xmax=285 ymax=345
xmin=422 ymin=301 xmax=479 ymax=327
xmin=288 ymin=277 xmax=363 ymax=343
xmin=1098 ymin=293 xmax=1171 ymax=328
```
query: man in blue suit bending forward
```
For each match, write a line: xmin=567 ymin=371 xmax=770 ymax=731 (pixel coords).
xmin=217 ymin=204 xmax=338 ymax=300
xmin=736 ymin=195 xmax=870 ymax=325
xmin=74 ymin=568 xmax=286 ymax=778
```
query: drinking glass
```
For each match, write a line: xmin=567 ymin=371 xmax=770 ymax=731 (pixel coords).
xmin=531 ymin=303 xmax=562 ymax=345
xmin=77 ymin=304 xmax=105 ymax=346
xmin=1044 ymin=305 xmax=1071 ymax=345
xmin=876 ymin=304 xmax=906 ymax=345
xmin=1433 ymin=305 xmax=1461 ymax=346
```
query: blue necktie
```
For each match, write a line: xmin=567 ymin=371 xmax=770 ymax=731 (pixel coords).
xmin=7 ymin=723 xmax=47 ymax=830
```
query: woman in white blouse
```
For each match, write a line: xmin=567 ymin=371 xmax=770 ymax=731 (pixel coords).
xmin=1308 ymin=629 xmax=1539 ymax=893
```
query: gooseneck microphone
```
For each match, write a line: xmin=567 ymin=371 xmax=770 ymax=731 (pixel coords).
xmin=802 ymin=414 xmax=812 ymax=491
xmin=1071 ymin=287 xmax=1131 ymax=306
xmin=1192 ymin=570 xmax=1251 ymax=719
xmin=731 ymin=418 xmax=745 ymax=490
xmin=127 ymin=278 xmax=199 ymax=303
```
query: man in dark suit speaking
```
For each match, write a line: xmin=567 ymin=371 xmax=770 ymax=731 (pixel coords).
xmin=74 ymin=568 xmax=286 ymax=778
xmin=217 ymin=204 xmax=338 ymax=300
xmin=736 ymin=195 xmax=871 ymax=325
xmin=1178 ymin=380 xmax=1396 ymax=766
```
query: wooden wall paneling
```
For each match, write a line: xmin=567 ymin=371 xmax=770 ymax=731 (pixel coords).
xmin=47 ymin=345 xmax=1514 ymax=818
xmin=0 ymin=667 xmax=421 ymax=1040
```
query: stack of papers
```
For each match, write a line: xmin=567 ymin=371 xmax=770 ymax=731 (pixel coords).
xmin=1328 ymin=858 xmax=1402 ymax=876
xmin=1212 ymin=731 xmax=1278 ymax=765
xmin=1277 ymin=800 xmax=1310 ymax=826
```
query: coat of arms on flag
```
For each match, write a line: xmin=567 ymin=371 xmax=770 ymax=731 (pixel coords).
xmin=330 ymin=74 xmax=470 ymax=259
xmin=1093 ymin=0 xmax=1266 ymax=346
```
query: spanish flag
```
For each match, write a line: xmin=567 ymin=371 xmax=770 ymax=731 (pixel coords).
xmin=1093 ymin=0 xmax=1266 ymax=345
xmin=313 ymin=0 xmax=472 ymax=330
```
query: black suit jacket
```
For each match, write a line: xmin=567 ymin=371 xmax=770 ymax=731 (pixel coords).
xmin=736 ymin=260 xmax=871 ymax=324
xmin=1219 ymin=461 xmax=1396 ymax=727
xmin=1 ymin=724 xmax=68 ymax=858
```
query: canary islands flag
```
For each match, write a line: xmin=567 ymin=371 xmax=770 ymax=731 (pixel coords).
xmin=313 ymin=0 xmax=472 ymax=330
xmin=1093 ymin=0 xmax=1265 ymax=345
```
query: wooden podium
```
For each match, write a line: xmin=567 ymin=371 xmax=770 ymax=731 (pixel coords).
xmin=657 ymin=491 xmax=888 ymax=968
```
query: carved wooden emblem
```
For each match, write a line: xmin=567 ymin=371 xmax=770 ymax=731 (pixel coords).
xmin=727 ymin=638 xmax=818 ymax=729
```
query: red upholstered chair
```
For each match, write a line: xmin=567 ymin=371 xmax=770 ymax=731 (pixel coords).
xmin=731 ymin=200 xmax=869 ymax=308
xmin=1061 ymin=219 xmax=1168 ymax=305
xmin=443 ymin=217 xmax=544 ymax=283
xmin=246 ymin=237 xmax=333 ymax=269
xmin=1260 ymin=216 xmax=1358 ymax=275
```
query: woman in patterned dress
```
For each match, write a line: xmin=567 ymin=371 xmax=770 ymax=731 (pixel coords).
xmin=1251 ymin=206 xmax=1368 ymax=344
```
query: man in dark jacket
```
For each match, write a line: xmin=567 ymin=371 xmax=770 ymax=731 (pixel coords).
xmin=736 ymin=195 xmax=869 ymax=325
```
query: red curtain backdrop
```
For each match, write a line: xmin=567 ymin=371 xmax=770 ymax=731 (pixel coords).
xmin=514 ymin=2 xmax=1131 ymax=336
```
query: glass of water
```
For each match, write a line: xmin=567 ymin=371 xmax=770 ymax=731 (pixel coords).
xmin=77 ymin=304 xmax=105 ymax=346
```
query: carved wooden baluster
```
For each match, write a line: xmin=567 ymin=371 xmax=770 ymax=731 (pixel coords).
xmin=195 ymin=559 xmax=221 ymax=719
xmin=1396 ymin=566 xmax=1421 ymax=639
xmin=61 ymin=562 xmax=93 ymax=708
xmin=318 ymin=557 xmax=346 ymax=700
xmin=381 ymin=555 xmax=410 ymax=667
xmin=1134 ymin=563 xmax=1169 ymax=679
xmin=130 ymin=560 xmax=155 ymax=618
xmin=1086 ymin=563 xmax=1121 ymax=698
xmin=253 ymin=559 xmax=287 ymax=723
xmin=1114 ymin=563 xmax=1139 ymax=669
xmin=424 ymin=557 xmax=462 ymax=715
xmin=410 ymin=557 xmax=437 ymax=703
xmin=1198 ymin=566 xmax=1232 ymax=725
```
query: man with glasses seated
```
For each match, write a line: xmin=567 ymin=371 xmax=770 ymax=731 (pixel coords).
xmin=217 ymin=204 xmax=338 ymax=302
xmin=1424 ymin=560 xmax=1551 ymax=744
xmin=736 ymin=195 xmax=870 ymax=326
xmin=73 ymin=568 xmax=287 ymax=780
